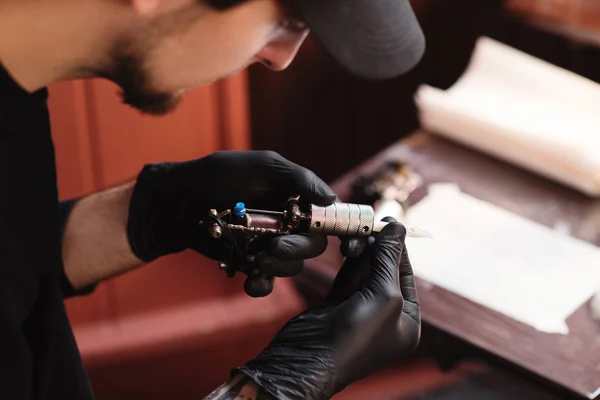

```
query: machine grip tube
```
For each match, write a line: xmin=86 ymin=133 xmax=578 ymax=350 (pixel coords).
xmin=308 ymin=203 xmax=376 ymax=237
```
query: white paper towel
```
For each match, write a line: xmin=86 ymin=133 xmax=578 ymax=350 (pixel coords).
xmin=404 ymin=184 xmax=600 ymax=334
xmin=415 ymin=37 xmax=600 ymax=196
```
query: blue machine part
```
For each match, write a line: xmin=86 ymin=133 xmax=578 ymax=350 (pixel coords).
xmin=234 ymin=202 xmax=246 ymax=217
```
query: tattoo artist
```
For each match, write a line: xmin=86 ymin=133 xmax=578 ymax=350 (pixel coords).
xmin=0 ymin=0 xmax=425 ymax=399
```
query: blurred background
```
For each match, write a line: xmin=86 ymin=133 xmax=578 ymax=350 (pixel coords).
xmin=48 ymin=0 xmax=600 ymax=399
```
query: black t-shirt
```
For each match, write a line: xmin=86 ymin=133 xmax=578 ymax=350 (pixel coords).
xmin=0 ymin=64 xmax=96 ymax=399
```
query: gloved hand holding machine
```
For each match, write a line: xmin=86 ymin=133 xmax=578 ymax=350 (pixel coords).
xmin=199 ymin=195 xmax=430 ymax=297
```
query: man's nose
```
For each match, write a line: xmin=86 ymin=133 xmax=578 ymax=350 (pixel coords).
xmin=256 ymin=32 xmax=309 ymax=71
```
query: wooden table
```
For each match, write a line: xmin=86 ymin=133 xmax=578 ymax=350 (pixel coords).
xmin=505 ymin=0 xmax=600 ymax=49
xmin=301 ymin=130 xmax=600 ymax=399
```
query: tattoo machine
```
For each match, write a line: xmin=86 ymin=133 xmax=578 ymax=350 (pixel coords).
xmin=198 ymin=196 xmax=430 ymax=280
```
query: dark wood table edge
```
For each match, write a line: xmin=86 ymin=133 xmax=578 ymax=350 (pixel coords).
xmin=504 ymin=9 xmax=600 ymax=49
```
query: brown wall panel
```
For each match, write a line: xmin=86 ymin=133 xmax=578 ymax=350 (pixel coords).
xmin=84 ymin=78 xmax=222 ymax=189
xmin=217 ymin=73 xmax=252 ymax=151
xmin=49 ymin=80 xmax=98 ymax=198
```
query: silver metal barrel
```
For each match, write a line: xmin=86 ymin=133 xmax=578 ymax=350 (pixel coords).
xmin=308 ymin=203 xmax=375 ymax=237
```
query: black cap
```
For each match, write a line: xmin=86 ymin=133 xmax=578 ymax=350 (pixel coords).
xmin=288 ymin=0 xmax=425 ymax=80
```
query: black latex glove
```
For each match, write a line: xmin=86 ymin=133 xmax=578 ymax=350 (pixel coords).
xmin=127 ymin=150 xmax=356 ymax=297
xmin=233 ymin=219 xmax=421 ymax=400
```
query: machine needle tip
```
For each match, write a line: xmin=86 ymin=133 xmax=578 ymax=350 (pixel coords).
xmin=406 ymin=227 xmax=433 ymax=239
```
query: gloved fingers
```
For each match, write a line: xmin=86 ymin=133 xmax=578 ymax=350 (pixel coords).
xmin=334 ymin=199 xmax=366 ymax=259
xmin=256 ymin=232 xmax=328 ymax=278
xmin=266 ymin=152 xmax=337 ymax=206
xmin=244 ymin=274 xmax=275 ymax=298
xmin=328 ymin=217 xmax=401 ymax=303
xmin=380 ymin=216 xmax=398 ymax=224
xmin=267 ymin=234 xmax=328 ymax=260
xmin=325 ymin=249 xmax=371 ymax=304
xmin=337 ymin=214 xmax=399 ymax=270
xmin=364 ymin=221 xmax=407 ymax=295
xmin=340 ymin=237 xmax=369 ymax=258
xmin=256 ymin=252 xmax=304 ymax=277
xmin=397 ymin=311 xmax=422 ymax=353
xmin=399 ymin=246 xmax=420 ymax=323
xmin=333 ymin=289 xmax=405 ymax=333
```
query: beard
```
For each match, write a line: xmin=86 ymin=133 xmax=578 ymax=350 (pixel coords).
xmin=107 ymin=49 xmax=183 ymax=116
xmin=99 ymin=5 xmax=207 ymax=116
xmin=101 ymin=7 xmax=200 ymax=117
